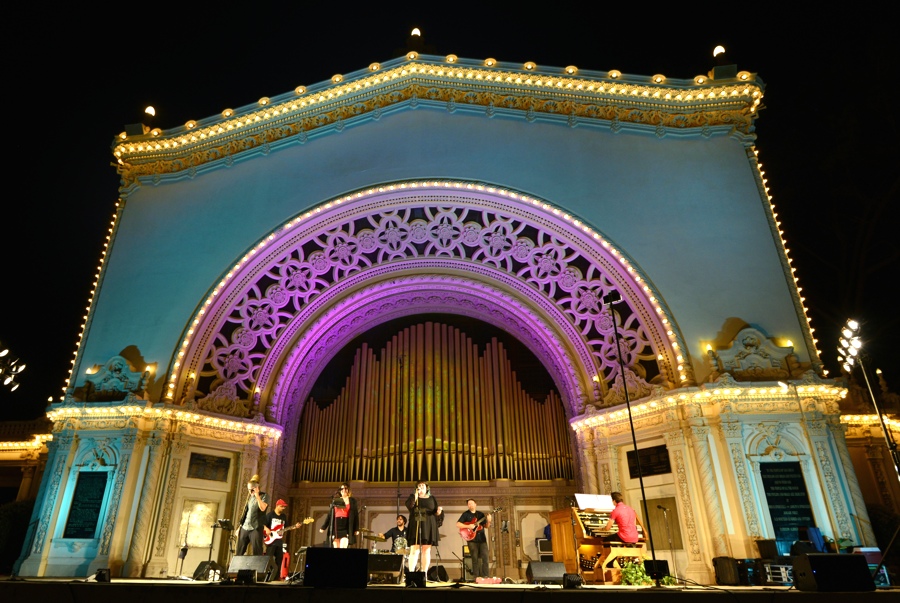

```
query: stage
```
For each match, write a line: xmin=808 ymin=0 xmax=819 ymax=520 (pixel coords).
xmin=1 ymin=577 xmax=898 ymax=602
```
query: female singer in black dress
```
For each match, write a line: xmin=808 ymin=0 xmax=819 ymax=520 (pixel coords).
xmin=405 ymin=480 xmax=444 ymax=576
xmin=319 ymin=483 xmax=360 ymax=548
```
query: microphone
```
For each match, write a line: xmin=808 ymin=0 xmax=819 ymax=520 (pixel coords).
xmin=657 ymin=505 xmax=669 ymax=511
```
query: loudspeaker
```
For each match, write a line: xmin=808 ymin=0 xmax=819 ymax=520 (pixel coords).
xmin=526 ymin=561 xmax=565 ymax=584
xmin=792 ymin=553 xmax=876 ymax=592
xmin=304 ymin=547 xmax=368 ymax=588
xmin=368 ymin=554 xmax=404 ymax=574
xmin=193 ymin=560 xmax=225 ymax=581
xmin=644 ymin=559 xmax=670 ymax=580
xmin=712 ymin=556 xmax=739 ymax=586
xmin=228 ymin=555 xmax=274 ymax=582
xmin=95 ymin=568 xmax=111 ymax=583
xmin=563 ymin=573 xmax=582 ymax=589
xmin=427 ymin=565 xmax=449 ymax=582
xmin=406 ymin=570 xmax=426 ymax=587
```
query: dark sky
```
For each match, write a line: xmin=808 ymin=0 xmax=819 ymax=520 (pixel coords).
xmin=2 ymin=10 xmax=896 ymax=419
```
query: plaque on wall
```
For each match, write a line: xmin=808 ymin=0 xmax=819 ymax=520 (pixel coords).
xmin=627 ymin=444 xmax=671 ymax=478
xmin=63 ymin=471 xmax=109 ymax=539
xmin=760 ymin=462 xmax=815 ymax=543
xmin=187 ymin=452 xmax=231 ymax=482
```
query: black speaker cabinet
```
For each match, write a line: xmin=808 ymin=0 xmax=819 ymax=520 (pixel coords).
xmin=228 ymin=555 xmax=274 ymax=582
xmin=427 ymin=565 xmax=449 ymax=582
xmin=792 ymin=553 xmax=876 ymax=592
xmin=526 ymin=561 xmax=565 ymax=584
xmin=193 ymin=560 xmax=225 ymax=581
xmin=644 ymin=559 xmax=670 ymax=580
xmin=712 ymin=556 xmax=739 ymax=586
xmin=305 ymin=547 xmax=368 ymax=588
xmin=406 ymin=570 xmax=426 ymax=587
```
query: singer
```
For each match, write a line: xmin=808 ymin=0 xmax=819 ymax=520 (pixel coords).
xmin=405 ymin=480 xmax=444 ymax=578
xmin=236 ymin=474 xmax=269 ymax=555
xmin=319 ymin=483 xmax=360 ymax=548
xmin=601 ymin=491 xmax=644 ymax=545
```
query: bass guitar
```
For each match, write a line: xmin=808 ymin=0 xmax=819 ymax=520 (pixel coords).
xmin=264 ymin=517 xmax=313 ymax=546
xmin=459 ymin=507 xmax=502 ymax=541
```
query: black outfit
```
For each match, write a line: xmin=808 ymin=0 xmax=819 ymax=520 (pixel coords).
xmin=405 ymin=493 xmax=443 ymax=545
xmin=237 ymin=491 xmax=269 ymax=555
xmin=459 ymin=510 xmax=489 ymax=578
xmin=264 ymin=509 xmax=290 ymax=578
xmin=320 ymin=496 xmax=360 ymax=546
xmin=384 ymin=525 xmax=409 ymax=551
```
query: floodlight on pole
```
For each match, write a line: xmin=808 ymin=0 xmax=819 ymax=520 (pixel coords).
xmin=0 ymin=341 xmax=26 ymax=391
xmin=837 ymin=319 xmax=900 ymax=482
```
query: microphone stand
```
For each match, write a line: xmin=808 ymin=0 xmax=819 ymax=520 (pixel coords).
xmin=658 ymin=506 xmax=678 ymax=583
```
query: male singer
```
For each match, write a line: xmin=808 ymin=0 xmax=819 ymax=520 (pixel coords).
xmin=236 ymin=474 xmax=269 ymax=555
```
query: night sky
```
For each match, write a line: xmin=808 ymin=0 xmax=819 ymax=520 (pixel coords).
xmin=2 ymin=10 xmax=896 ymax=420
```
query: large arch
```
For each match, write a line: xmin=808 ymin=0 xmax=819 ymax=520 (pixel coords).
xmin=170 ymin=180 xmax=689 ymax=440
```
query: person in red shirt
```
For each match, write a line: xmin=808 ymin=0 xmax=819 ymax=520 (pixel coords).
xmin=602 ymin=491 xmax=644 ymax=544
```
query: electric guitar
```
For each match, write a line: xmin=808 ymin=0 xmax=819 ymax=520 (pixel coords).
xmin=264 ymin=517 xmax=313 ymax=546
xmin=459 ymin=507 xmax=502 ymax=541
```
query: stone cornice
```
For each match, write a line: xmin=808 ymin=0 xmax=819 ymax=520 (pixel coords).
xmin=111 ymin=55 xmax=764 ymax=188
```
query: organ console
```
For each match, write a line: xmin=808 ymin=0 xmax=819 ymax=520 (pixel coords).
xmin=549 ymin=494 xmax=645 ymax=584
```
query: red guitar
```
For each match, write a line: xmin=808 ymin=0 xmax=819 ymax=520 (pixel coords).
xmin=264 ymin=517 xmax=313 ymax=546
xmin=459 ymin=507 xmax=502 ymax=541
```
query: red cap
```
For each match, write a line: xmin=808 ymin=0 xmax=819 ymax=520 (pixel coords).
xmin=276 ymin=499 xmax=288 ymax=507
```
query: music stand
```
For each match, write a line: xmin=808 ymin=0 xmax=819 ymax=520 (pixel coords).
xmin=213 ymin=519 xmax=234 ymax=578
xmin=287 ymin=546 xmax=308 ymax=584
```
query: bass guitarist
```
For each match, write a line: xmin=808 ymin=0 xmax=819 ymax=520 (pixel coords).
xmin=263 ymin=499 xmax=300 ymax=580
xmin=456 ymin=499 xmax=492 ymax=579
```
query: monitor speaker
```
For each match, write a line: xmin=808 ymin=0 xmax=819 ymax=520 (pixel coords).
xmin=193 ymin=560 xmax=225 ymax=581
xmin=526 ymin=561 xmax=565 ymax=584
xmin=712 ymin=556 xmax=739 ymax=586
xmin=228 ymin=555 xmax=274 ymax=582
xmin=792 ymin=553 xmax=876 ymax=592
xmin=427 ymin=565 xmax=449 ymax=582
xmin=305 ymin=547 xmax=368 ymax=588
xmin=644 ymin=559 xmax=670 ymax=580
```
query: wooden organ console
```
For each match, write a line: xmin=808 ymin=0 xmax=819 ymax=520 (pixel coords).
xmin=549 ymin=497 xmax=645 ymax=584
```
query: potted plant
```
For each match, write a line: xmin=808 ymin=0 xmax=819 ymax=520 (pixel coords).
xmin=619 ymin=558 xmax=677 ymax=586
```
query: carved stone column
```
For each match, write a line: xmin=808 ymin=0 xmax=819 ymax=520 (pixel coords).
xmin=828 ymin=419 xmax=877 ymax=546
xmin=123 ymin=432 xmax=166 ymax=577
xmin=146 ymin=435 xmax=189 ymax=578
xmin=17 ymin=432 xmax=76 ymax=576
xmin=688 ymin=425 xmax=729 ymax=557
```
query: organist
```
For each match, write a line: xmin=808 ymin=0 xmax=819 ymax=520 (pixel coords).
xmin=601 ymin=491 xmax=644 ymax=545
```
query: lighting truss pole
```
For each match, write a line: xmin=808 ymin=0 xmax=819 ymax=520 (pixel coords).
xmin=602 ymin=291 xmax=660 ymax=585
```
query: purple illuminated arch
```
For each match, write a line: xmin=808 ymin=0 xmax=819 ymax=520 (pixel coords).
xmin=171 ymin=180 xmax=689 ymax=426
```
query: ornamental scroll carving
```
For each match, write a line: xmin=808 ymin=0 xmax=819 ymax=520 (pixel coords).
xmin=79 ymin=356 xmax=150 ymax=402
xmin=707 ymin=327 xmax=803 ymax=382
xmin=185 ymin=194 xmax=674 ymax=419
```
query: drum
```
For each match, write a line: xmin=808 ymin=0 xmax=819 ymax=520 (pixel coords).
xmin=394 ymin=537 xmax=408 ymax=553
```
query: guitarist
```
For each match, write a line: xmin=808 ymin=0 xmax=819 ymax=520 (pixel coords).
xmin=264 ymin=499 xmax=300 ymax=580
xmin=456 ymin=499 xmax=492 ymax=580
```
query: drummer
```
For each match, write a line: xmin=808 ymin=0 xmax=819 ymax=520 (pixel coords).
xmin=380 ymin=514 xmax=409 ymax=553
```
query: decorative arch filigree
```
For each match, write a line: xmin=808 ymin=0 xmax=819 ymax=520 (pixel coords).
xmin=168 ymin=180 xmax=691 ymax=424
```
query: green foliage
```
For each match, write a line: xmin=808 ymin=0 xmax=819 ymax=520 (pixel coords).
xmin=619 ymin=558 xmax=653 ymax=585
xmin=619 ymin=557 xmax=677 ymax=586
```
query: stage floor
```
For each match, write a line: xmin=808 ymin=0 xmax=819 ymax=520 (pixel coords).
xmin=1 ymin=576 xmax=898 ymax=602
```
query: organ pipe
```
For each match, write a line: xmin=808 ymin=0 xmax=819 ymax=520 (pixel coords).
xmin=295 ymin=322 xmax=574 ymax=483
